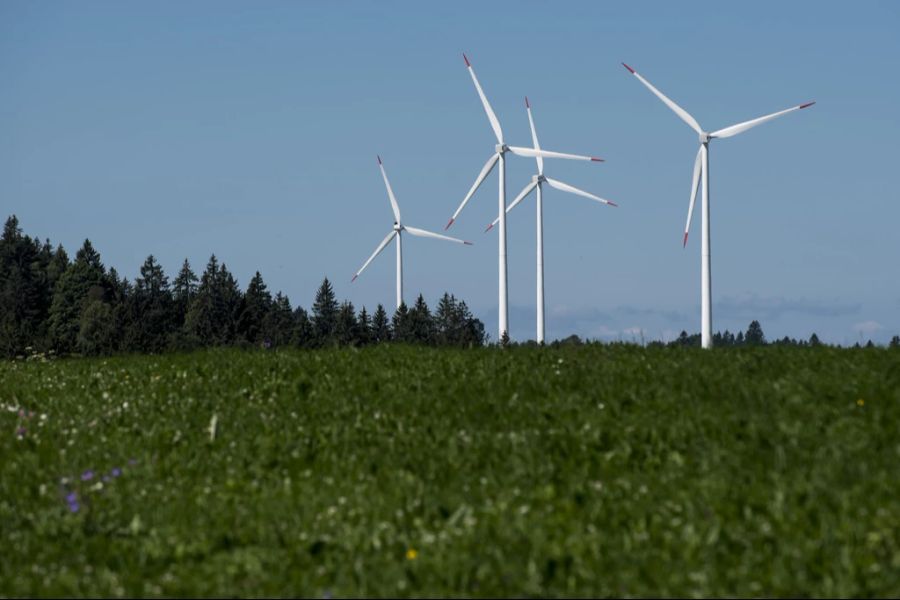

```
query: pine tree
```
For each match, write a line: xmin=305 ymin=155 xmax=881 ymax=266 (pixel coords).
xmin=408 ymin=294 xmax=435 ymax=345
xmin=238 ymin=271 xmax=273 ymax=345
xmin=172 ymin=259 xmax=198 ymax=324
xmin=745 ymin=320 xmax=766 ymax=346
xmin=889 ymin=335 xmax=899 ymax=348
xmin=184 ymin=255 xmax=242 ymax=346
xmin=335 ymin=301 xmax=358 ymax=346
xmin=809 ymin=333 xmax=821 ymax=347
xmin=0 ymin=217 xmax=50 ymax=356
xmin=126 ymin=255 xmax=174 ymax=352
xmin=291 ymin=306 xmax=315 ymax=348
xmin=311 ymin=278 xmax=338 ymax=346
xmin=263 ymin=292 xmax=294 ymax=347
xmin=357 ymin=307 xmax=372 ymax=346
xmin=392 ymin=302 xmax=412 ymax=343
xmin=47 ymin=239 xmax=108 ymax=353
xmin=371 ymin=304 xmax=391 ymax=343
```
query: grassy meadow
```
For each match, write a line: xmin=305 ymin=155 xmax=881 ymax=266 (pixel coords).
xmin=1 ymin=345 xmax=899 ymax=597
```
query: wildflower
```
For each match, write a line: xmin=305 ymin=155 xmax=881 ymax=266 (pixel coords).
xmin=66 ymin=492 xmax=80 ymax=513
xmin=111 ymin=467 xmax=122 ymax=478
xmin=857 ymin=398 xmax=865 ymax=407
xmin=406 ymin=548 xmax=418 ymax=561
xmin=15 ymin=426 xmax=26 ymax=438
xmin=81 ymin=470 xmax=95 ymax=481
xmin=128 ymin=458 xmax=138 ymax=466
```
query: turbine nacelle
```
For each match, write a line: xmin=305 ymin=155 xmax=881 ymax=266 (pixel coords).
xmin=699 ymin=132 xmax=712 ymax=144
xmin=495 ymin=143 xmax=509 ymax=154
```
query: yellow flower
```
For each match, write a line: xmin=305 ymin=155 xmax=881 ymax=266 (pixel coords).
xmin=405 ymin=548 xmax=418 ymax=561
xmin=857 ymin=398 xmax=865 ymax=407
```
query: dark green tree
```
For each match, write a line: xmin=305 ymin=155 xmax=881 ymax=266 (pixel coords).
xmin=238 ymin=271 xmax=273 ymax=345
xmin=172 ymin=259 xmax=198 ymax=324
xmin=745 ymin=320 xmax=766 ymax=346
xmin=335 ymin=301 xmax=359 ymax=346
xmin=890 ymin=335 xmax=899 ymax=348
xmin=357 ymin=307 xmax=372 ymax=346
xmin=408 ymin=294 xmax=435 ymax=344
xmin=809 ymin=333 xmax=821 ymax=347
xmin=184 ymin=255 xmax=242 ymax=346
xmin=126 ymin=255 xmax=174 ymax=352
xmin=291 ymin=306 xmax=315 ymax=348
xmin=311 ymin=277 xmax=338 ymax=346
xmin=263 ymin=292 xmax=294 ymax=347
xmin=392 ymin=302 xmax=412 ymax=343
xmin=47 ymin=239 xmax=108 ymax=353
xmin=0 ymin=217 xmax=50 ymax=356
xmin=371 ymin=304 xmax=391 ymax=343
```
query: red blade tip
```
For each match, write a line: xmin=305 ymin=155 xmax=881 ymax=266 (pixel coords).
xmin=683 ymin=232 xmax=689 ymax=247
xmin=799 ymin=101 xmax=816 ymax=109
xmin=351 ymin=275 xmax=358 ymax=282
xmin=463 ymin=241 xmax=473 ymax=246
xmin=591 ymin=157 xmax=605 ymax=162
xmin=608 ymin=201 xmax=618 ymax=207
xmin=622 ymin=63 xmax=635 ymax=74
xmin=485 ymin=223 xmax=494 ymax=233
xmin=463 ymin=53 xmax=470 ymax=67
xmin=525 ymin=96 xmax=530 ymax=108
xmin=377 ymin=155 xmax=382 ymax=165
xmin=445 ymin=218 xmax=455 ymax=230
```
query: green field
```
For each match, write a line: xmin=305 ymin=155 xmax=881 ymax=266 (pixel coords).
xmin=2 ymin=346 xmax=899 ymax=597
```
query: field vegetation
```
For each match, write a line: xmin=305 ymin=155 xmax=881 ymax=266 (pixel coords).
xmin=2 ymin=345 xmax=899 ymax=597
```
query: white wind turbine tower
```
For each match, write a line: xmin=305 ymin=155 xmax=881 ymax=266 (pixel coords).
xmin=622 ymin=62 xmax=815 ymax=349
xmin=486 ymin=97 xmax=617 ymax=344
xmin=352 ymin=156 xmax=472 ymax=309
xmin=447 ymin=53 xmax=603 ymax=342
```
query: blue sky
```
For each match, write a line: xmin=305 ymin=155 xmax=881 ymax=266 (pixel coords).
xmin=2 ymin=1 xmax=898 ymax=344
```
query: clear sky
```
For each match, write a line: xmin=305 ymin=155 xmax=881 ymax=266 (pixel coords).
xmin=2 ymin=1 xmax=898 ymax=344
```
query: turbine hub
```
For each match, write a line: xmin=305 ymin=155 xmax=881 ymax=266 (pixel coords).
xmin=534 ymin=174 xmax=545 ymax=183
xmin=495 ymin=143 xmax=509 ymax=154
xmin=699 ymin=132 xmax=711 ymax=144
xmin=393 ymin=222 xmax=402 ymax=231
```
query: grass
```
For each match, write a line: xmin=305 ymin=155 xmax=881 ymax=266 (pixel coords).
xmin=1 ymin=345 xmax=899 ymax=597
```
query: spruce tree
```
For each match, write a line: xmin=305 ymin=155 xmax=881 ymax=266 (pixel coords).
xmin=263 ymin=292 xmax=294 ymax=347
xmin=238 ymin=271 xmax=273 ymax=345
xmin=311 ymin=278 xmax=338 ymax=346
xmin=745 ymin=320 xmax=766 ymax=346
xmin=809 ymin=333 xmax=821 ymax=347
xmin=127 ymin=255 xmax=174 ymax=352
xmin=357 ymin=307 xmax=372 ymax=346
xmin=371 ymin=304 xmax=391 ymax=343
xmin=408 ymin=294 xmax=435 ymax=345
xmin=172 ymin=259 xmax=198 ymax=324
xmin=0 ymin=217 xmax=49 ymax=356
xmin=335 ymin=301 xmax=359 ymax=346
xmin=47 ymin=239 xmax=108 ymax=353
xmin=392 ymin=302 xmax=412 ymax=343
xmin=292 ymin=306 xmax=315 ymax=348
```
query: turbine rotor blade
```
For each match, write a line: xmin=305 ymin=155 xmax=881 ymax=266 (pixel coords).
xmin=352 ymin=230 xmax=397 ymax=281
xmin=544 ymin=177 xmax=617 ymax=206
xmin=684 ymin=146 xmax=703 ymax=247
xmin=488 ymin=179 xmax=539 ymax=230
xmin=447 ymin=153 xmax=500 ymax=227
xmin=464 ymin=53 xmax=503 ymax=143
xmin=377 ymin=155 xmax=401 ymax=223
xmin=525 ymin=96 xmax=543 ymax=174
xmin=622 ymin=63 xmax=703 ymax=135
xmin=710 ymin=101 xmax=816 ymax=139
xmin=404 ymin=225 xmax=472 ymax=245
xmin=508 ymin=146 xmax=603 ymax=162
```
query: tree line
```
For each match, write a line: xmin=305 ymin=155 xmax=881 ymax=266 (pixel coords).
xmin=0 ymin=216 xmax=485 ymax=358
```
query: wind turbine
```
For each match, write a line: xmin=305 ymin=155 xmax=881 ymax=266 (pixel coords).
xmin=622 ymin=62 xmax=815 ymax=349
xmin=487 ymin=97 xmax=617 ymax=344
xmin=352 ymin=156 xmax=472 ymax=309
xmin=447 ymin=53 xmax=603 ymax=342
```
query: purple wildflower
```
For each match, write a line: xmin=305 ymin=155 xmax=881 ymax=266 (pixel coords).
xmin=111 ymin=467 xmax=122 ymax=477
xmin=66 ymin=491 xmax=80 ymax=513
xmin=102 ymin=475 xmax=111 ymax=482
xmin=15 ymin=426 xmax=26 ymax=437
xmin=81 ymin=470 xmax=94 ymax=481
xmin=128 ymin=458 xmax=138 ymax=466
